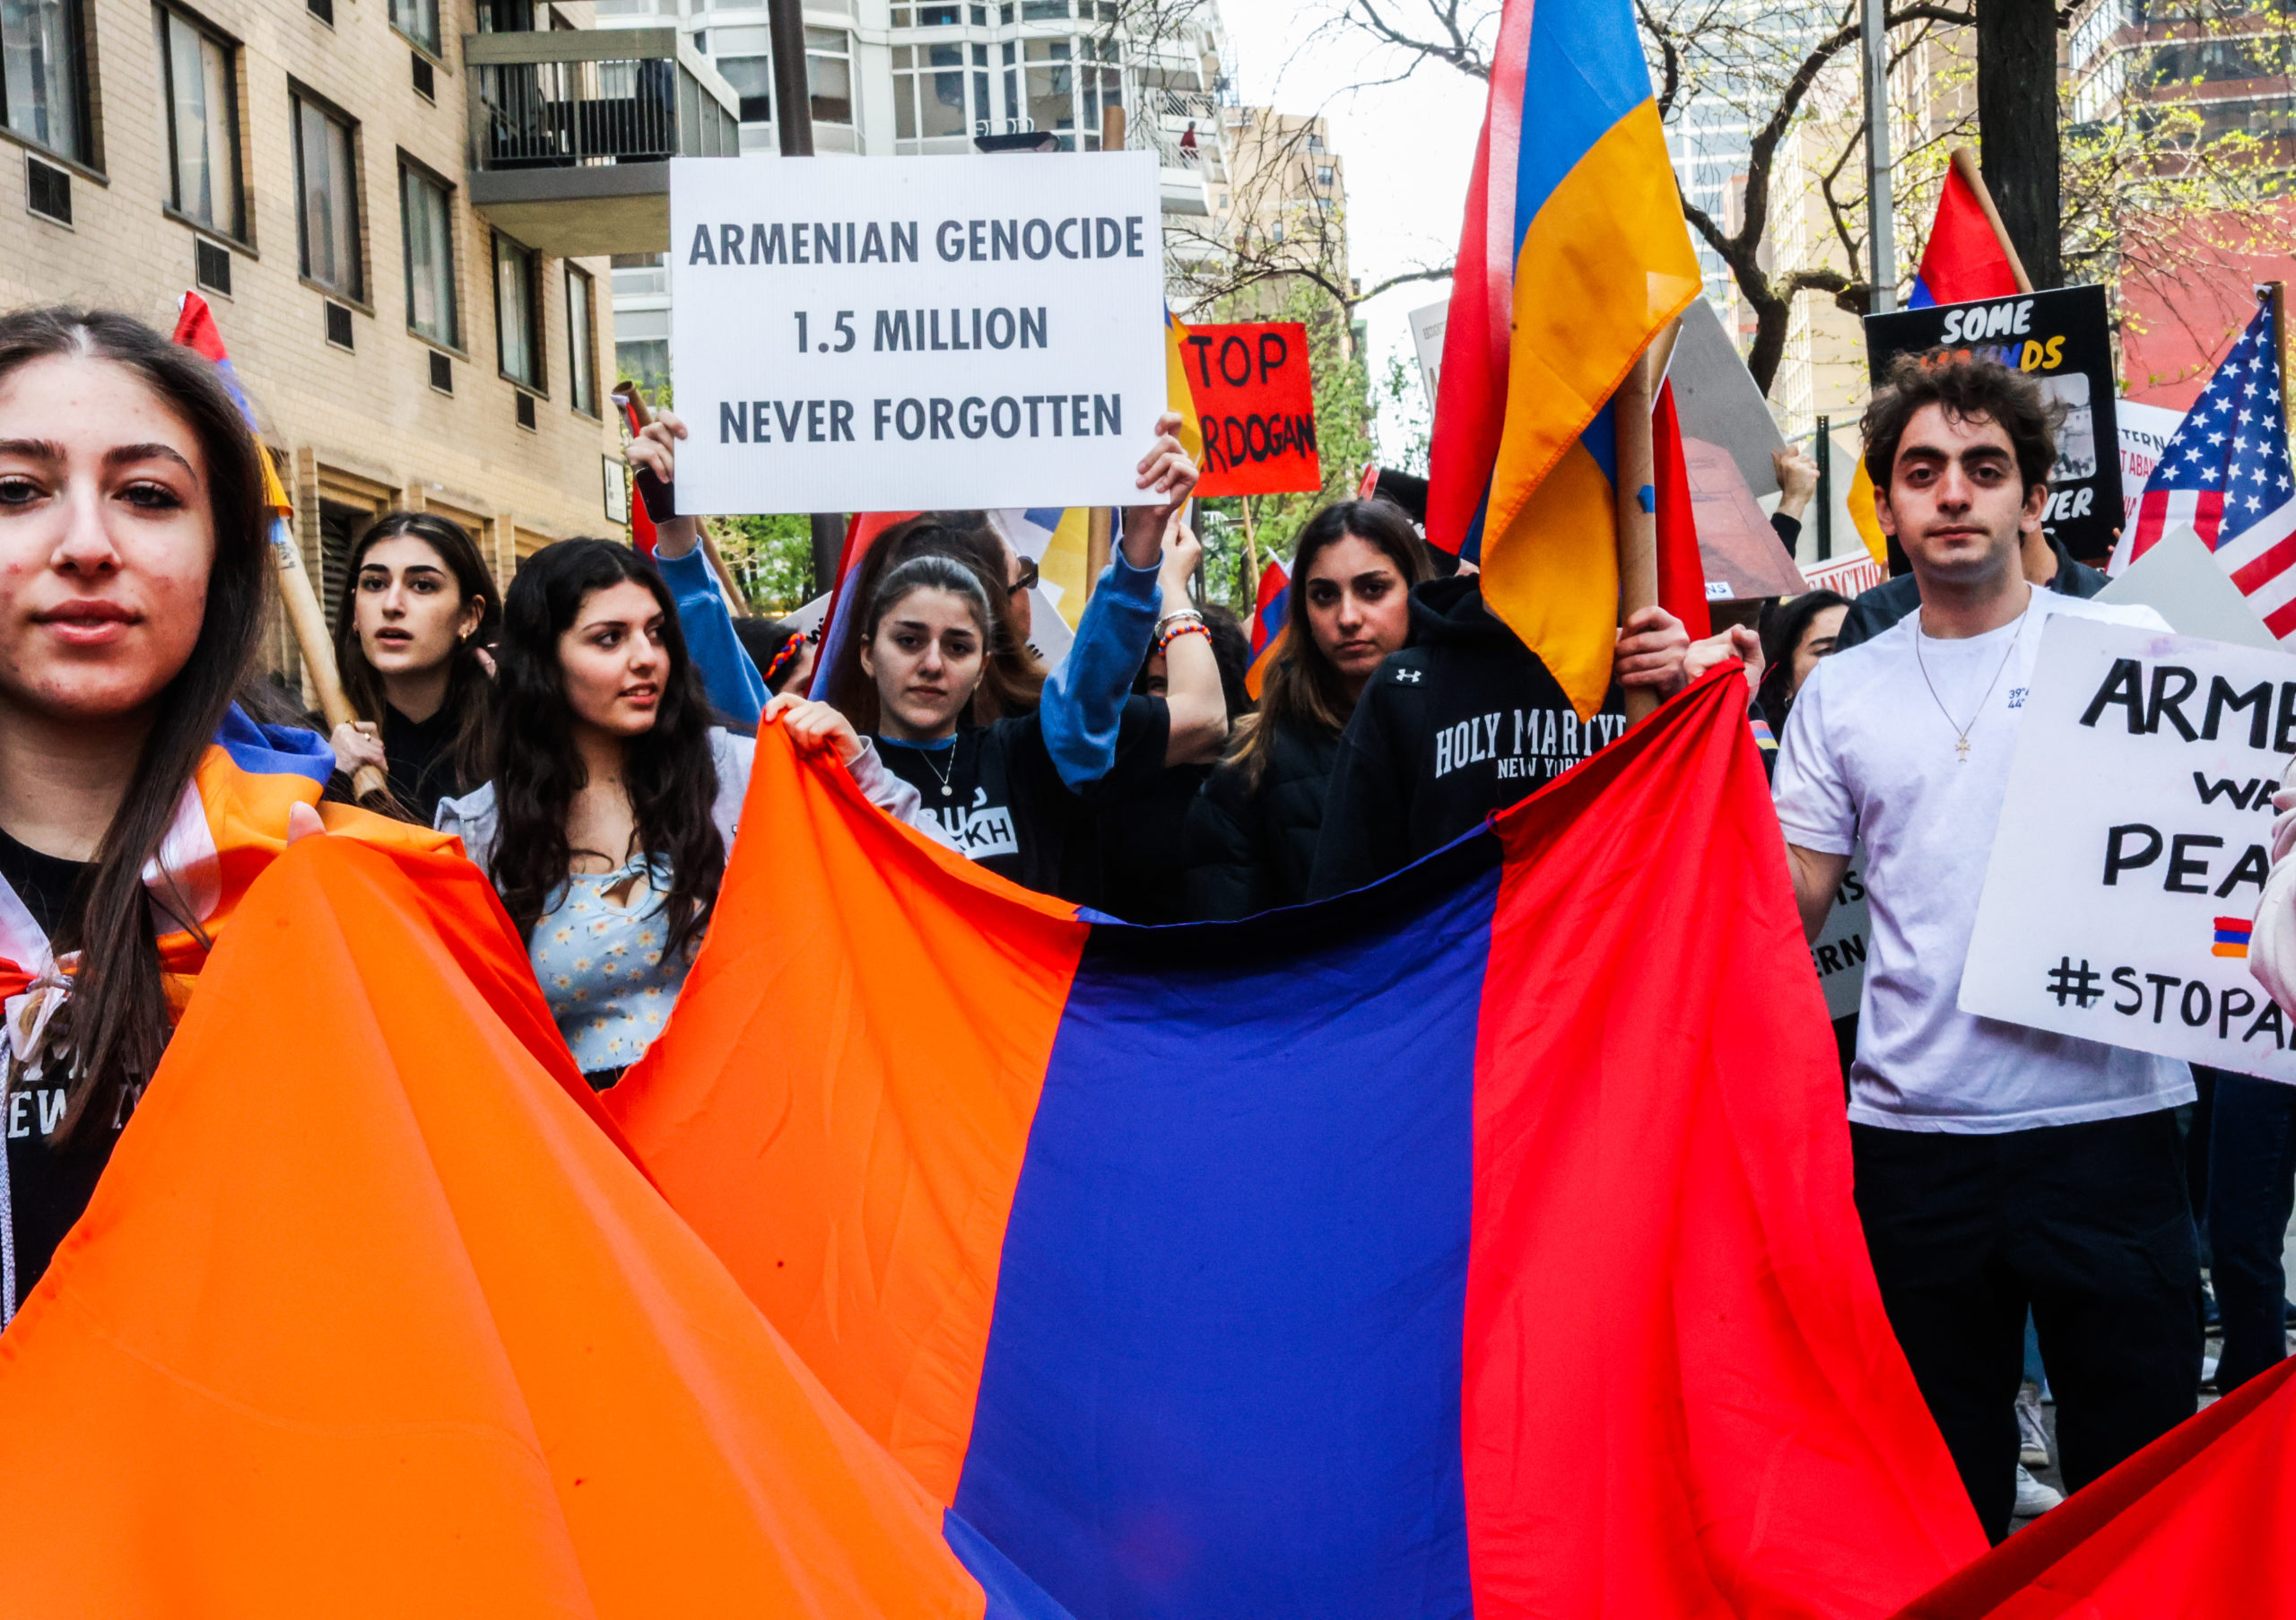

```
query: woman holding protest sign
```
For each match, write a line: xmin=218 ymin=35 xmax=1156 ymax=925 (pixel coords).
xmin=629 ymin=408 xmax=1220 ymax=900
xmin=0 ymin=306 xmax=456 ymax=1315
xmin=435 ymin=538 xmax=926 ymax=1086
xmin=1184 ymin=500 xmax=1431 ymax=919
xmin=324 ymin=511 xmax=500 ymax=823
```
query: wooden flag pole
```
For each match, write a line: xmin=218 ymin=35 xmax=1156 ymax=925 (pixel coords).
xmin=2271 ymin=282 xmax=2292 ymax=448
xmin=1239 ymin=496 xmax=1261 ymax=588
xmin=1615 ymin=339 xmax=1662 ymax=727
xmin=1950 ymin=147 xmax=2034 ymax=295
xmin=267 ymin=502 xmax=386 ymax=801
xmin=1084 ymin=506 xmax=1113 ymax=603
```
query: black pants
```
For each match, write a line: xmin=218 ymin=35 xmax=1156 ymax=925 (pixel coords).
xmin=1851 ymin=1110 xmax=2202 ymax=1543
xmin=2208 ymin=1073 xmax=2296 ymax=1393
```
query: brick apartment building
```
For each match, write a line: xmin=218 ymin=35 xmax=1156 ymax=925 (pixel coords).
xmin=0 ymin=0 xmax=726 ymax=675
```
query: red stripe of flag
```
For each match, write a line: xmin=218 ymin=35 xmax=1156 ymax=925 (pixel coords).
xmin=2231 ymin=529 xmax=2296 ymax=596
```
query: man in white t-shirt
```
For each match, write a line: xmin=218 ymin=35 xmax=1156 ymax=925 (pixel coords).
xmin=1772 ymin=352 xmax=2200 ymax=1543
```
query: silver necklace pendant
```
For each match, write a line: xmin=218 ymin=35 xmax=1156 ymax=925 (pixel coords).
xmin=941 ymin=782 xmax=953 ymax=797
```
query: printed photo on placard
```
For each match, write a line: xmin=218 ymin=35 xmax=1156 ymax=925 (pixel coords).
xmin=1865 ymin=284 xmax=2121 ymax=565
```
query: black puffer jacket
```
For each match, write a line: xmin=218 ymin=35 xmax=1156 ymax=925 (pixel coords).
xmin=1182 ymin=719 xmax=1341 ymax=919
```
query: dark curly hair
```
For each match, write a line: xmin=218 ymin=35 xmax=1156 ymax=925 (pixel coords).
xmin=484 ymin=539 xmax=723 ymax=960
xmin=0 ymin=307 xmax=274 ymax=1147
xmin=1861 ymin=348 xmax=2062 ymax=495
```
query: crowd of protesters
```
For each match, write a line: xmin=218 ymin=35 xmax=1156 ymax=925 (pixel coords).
xmin=0 ymin=300 xmax=2289 ymax=1547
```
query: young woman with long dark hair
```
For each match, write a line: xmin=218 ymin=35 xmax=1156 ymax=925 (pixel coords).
xmin=1754 ymin=588 xmax=1850 ymax=737
xmin=1184 ymin=500 xmax=1431 ymax=919
xmin=434 ymin=539 xmax=921 ymax=1086
xmin=325 ymin=510 xmax=500 ymax=823
xmin=822 ymin=519 xmax=1220 ymax=895
xmin=624 ymin=409 xmax=1217 ymax=900
xmin=0 ymin=306 xmax=450 ymax=1315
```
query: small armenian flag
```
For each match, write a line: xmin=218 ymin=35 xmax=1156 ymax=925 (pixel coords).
xmin=2214 ymin=916 xmax=2255 ymax=959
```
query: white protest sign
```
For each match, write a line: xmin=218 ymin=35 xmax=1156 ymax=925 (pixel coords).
xmin=670 ymin=153 xmax=1166 ymax=513
xmin=1811 ymin=850 xmax=1870 ymax=1021
xmin=1961 ymin=615 xmax=2296 ymax=1081
xmin=2118 ymin=398 xmax=2186 ymax=518
xmin=1408 ymin=299 xmax=1448 ymax=410
xmin=2098 ymin=527 xmax=2279 ymax=651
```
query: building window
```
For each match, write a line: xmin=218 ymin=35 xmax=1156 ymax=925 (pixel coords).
xmin=566 ymin=264 xmax=597 ymax=416
xmin=291 ymin=91 xmax=362 ymax=300
xmin=716 ymin=54 xmax=770 ymax=123
xmin=1316 ymin=165 xmax=1333 ymax=187
xmin=804 ymin=28 xmax=851 ymax=126
xmin=614 ymin=307 xmax=668 ymax=396
xmin=389 ymin=0 xmax=439 ymax=54
xmin=493 ymin=230 xmax=542 ymax=389
xmin=156 ymin=8 xmax=241 ymax=238
xmin=892 ymin=42 xmax=988 ymax=144
xmin=1024 ymin=38 xmax=1074 ymax=147
xmin=399 ymin=161 xmax=457 ymax=346
xmin=2 ymin=0 xmax=89 ymax=162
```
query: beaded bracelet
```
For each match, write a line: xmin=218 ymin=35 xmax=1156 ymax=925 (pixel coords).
xmin=1155 ymin=622 xmax=1213 ymax=657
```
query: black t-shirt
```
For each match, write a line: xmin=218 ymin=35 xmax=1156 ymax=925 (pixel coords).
xmin=0 ymin=825 xmax=130 ymax=1316
xmin=323 ymin=702 xmax=466 ymax=826
xmin=874 ymin=697 xmax=1170 ymax=900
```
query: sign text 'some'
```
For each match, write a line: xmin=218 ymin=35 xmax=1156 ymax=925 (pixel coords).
xmin=670 ymin=152 xmax=1167 ymax=514
xmin=1961 ymin=615 xmax=2296 ymax=1082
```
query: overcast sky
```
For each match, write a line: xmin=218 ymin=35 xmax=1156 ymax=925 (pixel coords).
xmin=1219 ymin=0 xmax=1487 ymax=462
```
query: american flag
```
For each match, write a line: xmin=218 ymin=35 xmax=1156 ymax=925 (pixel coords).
xmin=2125 ymin=297 xmax=2296 ymax=638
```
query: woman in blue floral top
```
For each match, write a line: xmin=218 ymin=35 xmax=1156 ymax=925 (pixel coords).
xmin=436 ymin=539 xmax=923 ymax=1085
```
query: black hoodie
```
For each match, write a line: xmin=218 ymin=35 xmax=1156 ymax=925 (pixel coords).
xmin=1306 ymin=575 xmax=1626 ymax=900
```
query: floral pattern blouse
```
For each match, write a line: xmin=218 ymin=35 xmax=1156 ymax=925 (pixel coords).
xmin=526 ymin=856 xmax=691 ymax=1080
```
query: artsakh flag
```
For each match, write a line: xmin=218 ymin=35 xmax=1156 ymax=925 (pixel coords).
xmin=1243 ymin=554 xmax=1289 ymax=699
xmin=1907 ymin=162 xmax=2022 ymax=310
xmin=607 ymin=668 xmax=1986 ymax=1619
xmin=0 ymin=708 xmax=454 ymax=1013
xmin=1893 ymin=1355 xmax=2296 ymax=1617
xmin=0 ymin=836 xmax=1061 ymax=1616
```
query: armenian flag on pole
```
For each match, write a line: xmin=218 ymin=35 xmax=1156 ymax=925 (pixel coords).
xmin=1242 ymin=556 xmax=1289 ymax=699
xmin=1423 ymin=0 xmax=1702 ymax=719
xmin=171 ymin=292 xmax=294 ymax=519
xmin=1907 ymin=161 xmax=2024 ymax=310
xmin=1844 ymin=157 xmax=2027 ymax=570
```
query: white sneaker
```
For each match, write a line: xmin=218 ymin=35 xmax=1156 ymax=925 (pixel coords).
xmin=2016 ymin=1384 xmax=2051 ymax=1468
xmin=2014 ymin=1464 xmax=2063 ymax=1516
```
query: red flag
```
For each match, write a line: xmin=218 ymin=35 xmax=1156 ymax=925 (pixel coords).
xmin=1894 ymin=1355 xmax=2296 ymax=1617
xmin=1652 ymin=379 xmax=1711 ymax=640
xmin=1909 ymin=163 xmax=2022 ymax=309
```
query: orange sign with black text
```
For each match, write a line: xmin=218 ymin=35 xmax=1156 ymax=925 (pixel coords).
xmin=1176 ymin=321 xmax=1324 ymax=496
